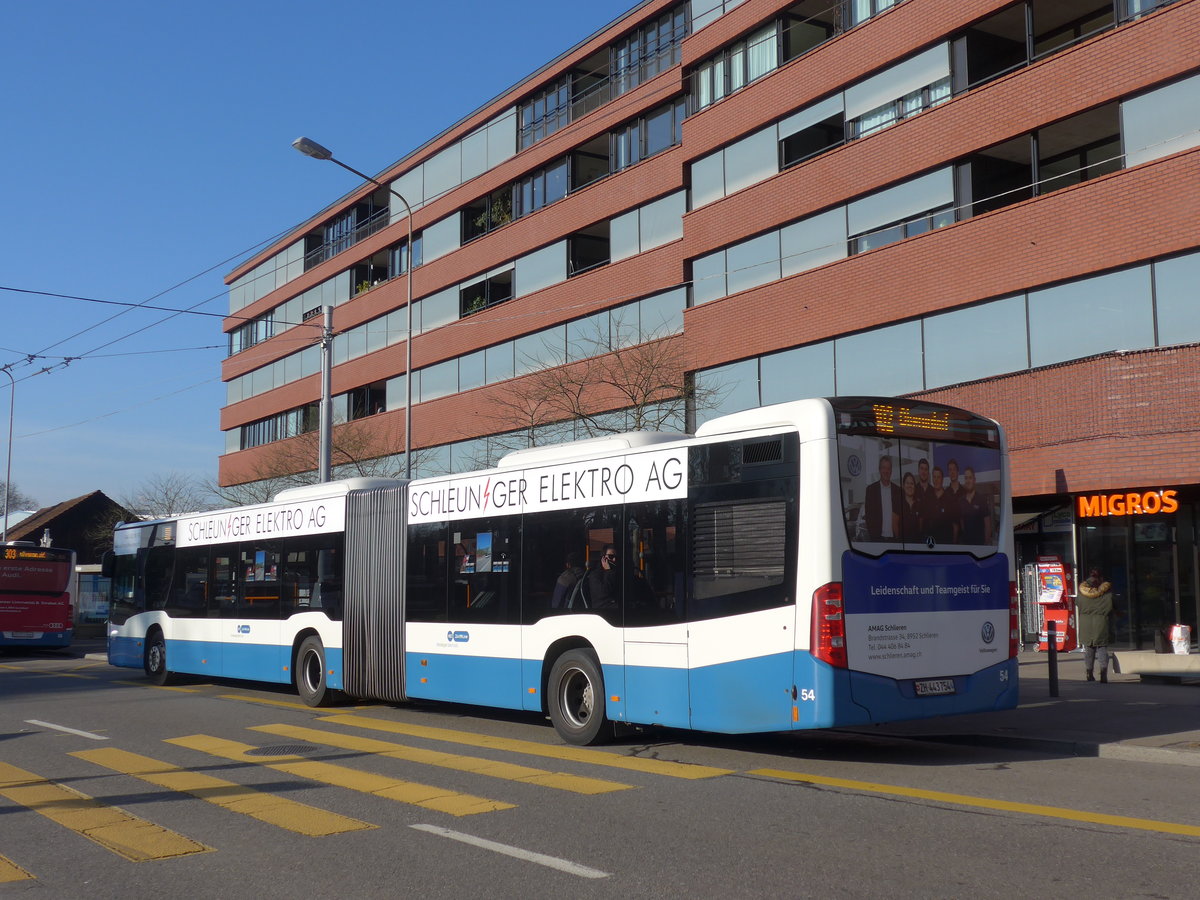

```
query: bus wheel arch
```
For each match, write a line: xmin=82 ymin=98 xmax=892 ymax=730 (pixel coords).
xmin=545 ymin=642 xmax=608 ymax=746
xmin=143 ymin=626 xmax=173 ymax=686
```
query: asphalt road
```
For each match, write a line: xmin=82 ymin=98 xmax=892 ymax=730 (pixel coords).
xmin=3 ymin=646 xmax=1199 ymax=898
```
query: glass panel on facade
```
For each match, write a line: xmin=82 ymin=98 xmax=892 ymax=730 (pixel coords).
xmin=692 ymin=249 xmax=727 ymax=304
xmin=459 ymin=350 xmax=486 ymax=392
xmin=723 ymin=125 xmax=778 ymax=196
xmin=923 ymin=295 xmax=1028 ymax=388
xmin=567 ymin=312 xmax=609 ymax=361
xmin=761 ymin=342 xmax=835 ymax=404
xmin=780 ymin=208 xmax=847 ymax=277
xmin=1153 ymin=251 xmax=1200 ymax=345
xmin=640 ymin=191 xmax=685 ymax=250
xmin=420 ymin=359 xmax=458 ymax=402
xmin=726 ymin=231 xmax=781 ymax=295
xmin=1122 ymin=73 xmax=1200 ymax=167
xmin=835 ymin=320 xmax=923 ymax=396
xmin=691 ymin=151 xmax=726 ymax=208
xmin=485 ymin=342 xmax=515 ymax=384
xmin=1029 ymin=266 xmax=1154 ymax=367
xmin=640 ymin=288 xmax=685 ymax=338
xmin=515 ymin=241 xmax=567 ymax=296
xmin=696 ymin=358 xmax=759 ymax=426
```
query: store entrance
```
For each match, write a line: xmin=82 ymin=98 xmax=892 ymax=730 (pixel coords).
xmin=1079 ymin=516 xmax=1191 ymax=649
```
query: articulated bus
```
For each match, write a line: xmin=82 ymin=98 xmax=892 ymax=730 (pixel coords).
xmin=1 ymin=543 xmax=76 ymax=649
xmin=106 ymin=397 xmax=1017 ymax=743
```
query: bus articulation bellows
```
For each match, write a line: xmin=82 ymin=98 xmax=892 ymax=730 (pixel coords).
xmin=105 ymin=397 xmax=1018 ymax=743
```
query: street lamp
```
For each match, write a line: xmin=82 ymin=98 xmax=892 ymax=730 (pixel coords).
xmin=292 ymin=136 xmax=416 ymax=481
xmin=1 ymin=366 xmax=14 ymax=543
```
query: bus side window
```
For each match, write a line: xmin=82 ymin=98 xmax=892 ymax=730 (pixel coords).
xmin=166 ymin=547 xmax=208 ymax=619
xmin=143 ymin=546 xmax=173 ymax=612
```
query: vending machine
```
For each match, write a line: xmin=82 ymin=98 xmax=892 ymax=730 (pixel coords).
xmin=1036 ymin=555 xmax=1077 ymax=651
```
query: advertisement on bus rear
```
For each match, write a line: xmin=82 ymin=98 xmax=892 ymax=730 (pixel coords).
xmin=841 ymin=552 xmax=1009 ymax=680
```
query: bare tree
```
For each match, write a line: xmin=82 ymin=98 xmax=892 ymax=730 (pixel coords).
xmin=466 ymin=333 xmax=724 ymax=462
xmin=1 ymin=480 xmax=39 ymax=512
xmin=123 ymin=472 xmax=214 ymax=518
xmin=208 ymin=416 xmax=413 ymax=507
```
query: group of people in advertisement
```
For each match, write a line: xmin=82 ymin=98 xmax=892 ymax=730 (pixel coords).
xmin=848 ymin=438 xmax=999 ymax=546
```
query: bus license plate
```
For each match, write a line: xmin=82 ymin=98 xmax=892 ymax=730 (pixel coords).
xmin=914 ymin=678 xmax=955 ymax=696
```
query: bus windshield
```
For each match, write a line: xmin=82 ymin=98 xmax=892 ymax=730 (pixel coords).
xmin=832 ymin=398 xmax=1003 ymax=552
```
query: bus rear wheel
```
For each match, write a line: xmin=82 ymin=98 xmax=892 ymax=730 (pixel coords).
xmin=296 ymin=636 xmax=334 ymax=707
xmin=548 ymin=649 xmax=608 ymax=745
xmin=144 ymin=630 xmax=173 ymax=686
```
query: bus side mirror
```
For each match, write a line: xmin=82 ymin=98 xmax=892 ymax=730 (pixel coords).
xmin=100 ymin=550 xmax=115 ymax=579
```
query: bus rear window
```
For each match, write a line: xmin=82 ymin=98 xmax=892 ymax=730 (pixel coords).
xmin=838 ymin=432 xmax=1002 ymax=552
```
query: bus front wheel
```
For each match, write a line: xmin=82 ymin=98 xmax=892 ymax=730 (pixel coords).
xmin=296 ymin=636 xmax=334 ymax=707
xmin=144 ymin=631 xmax=173 ymax=686
xmin=548 ymin=649 xmax=608 ymax=745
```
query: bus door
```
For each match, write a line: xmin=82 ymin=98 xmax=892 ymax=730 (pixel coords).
xmin=622 ymin=502 xmax=690 ymax=730
xmin=224 ymin=546 xmax=284 ymax=682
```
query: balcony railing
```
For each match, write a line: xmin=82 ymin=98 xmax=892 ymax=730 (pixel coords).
xmin=303 ymin=205 xmax=393 ymax=271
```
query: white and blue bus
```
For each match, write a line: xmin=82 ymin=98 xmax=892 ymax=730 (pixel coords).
xmin=105 ymin=397 xmax=1017 ymax=743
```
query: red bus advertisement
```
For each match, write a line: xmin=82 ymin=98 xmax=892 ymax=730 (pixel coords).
xmin=0 ymin=544 xmax=76 ymax=649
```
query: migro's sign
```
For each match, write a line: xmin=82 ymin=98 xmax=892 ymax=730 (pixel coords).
xmin=1076 ymin=489 xmax=1179 ymax=518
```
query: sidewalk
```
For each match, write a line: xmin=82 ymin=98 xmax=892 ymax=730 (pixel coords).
xmin=859 ymin=649 xmax=1200 ymax=765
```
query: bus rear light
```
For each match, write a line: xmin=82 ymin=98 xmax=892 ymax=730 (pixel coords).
xmin=1009 ymin=581 xmax=1019 ymax=658
xmin=811 ymin=582 xmax=847 ymax=669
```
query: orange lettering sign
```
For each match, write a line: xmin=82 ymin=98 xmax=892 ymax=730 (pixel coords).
xmin=1076 ymin=489 xmax=1179 ymax=518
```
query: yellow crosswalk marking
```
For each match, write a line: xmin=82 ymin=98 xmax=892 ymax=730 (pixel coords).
xmin=750 ymin=768 xmax=1200 ymax=837
xmin=72 ymin=748 xmax=375 ymax=837
xmin=116 ymin=681 xmax=200 ymax=693
xmin=0 ymin=855 xmax=34 ymax=883
xmin=166 ymin=734 xmax=514 ymax=817
xmin=0 ymin=762 xmax=211 ymax=862
xmin=320 ymin=714 xmax=732 ymax=780
xmin=251 ymin=723 xmax=631 ymax=795
xmin=219 ymin=694 xmax=316 ymax=710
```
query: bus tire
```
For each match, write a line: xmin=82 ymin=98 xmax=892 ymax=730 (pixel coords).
xmin=547 ymin=648 xmax=608 ymax=745
xmin=144 ymin=630 xmax=173 ymax=686
xmin=296 ymin=636 xmax=334 ymax=707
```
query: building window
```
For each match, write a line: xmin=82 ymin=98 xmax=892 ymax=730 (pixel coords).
xmin=568 ymin=223 xmax=611 ymax=276
xmin=693 ymin=23 xmax=779 ymax=110
xmin=461 ymin=270 xmax=515 ymax=316
xmin=463 ymin=187 xmax=514 ymax=243
xmin=850 ymin=205 xmax=955 ymax=254
xmin=388 ymin=234 xmax=423 ymax=275
xmin=612 ymin=100 xmax=687 ymax=171
xmin=515 ymin=160 xmax=569 ymax=218
xmin=518 ymin=76 xmax=572 ymax=149
xmin=612 ymin=6 xmax=689 ymax=95
xmin=849 ymin=77 xmax=951 ymax=138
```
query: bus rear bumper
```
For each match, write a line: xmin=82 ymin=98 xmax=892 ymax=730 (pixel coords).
xmin=842 ymin=656 xmax=1019 ymax=724
xmin=0 ymin=630 xmax=73 ymax=648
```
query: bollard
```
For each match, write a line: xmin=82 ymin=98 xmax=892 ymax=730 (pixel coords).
xmin=1047 ymin=619 xmax=1059 ymax=697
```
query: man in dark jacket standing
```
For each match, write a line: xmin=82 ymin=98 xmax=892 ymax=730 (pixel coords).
xmin=1077 ymin=568 xmax=1114 ymax=682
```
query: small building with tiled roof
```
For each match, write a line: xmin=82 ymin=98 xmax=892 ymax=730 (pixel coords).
xmin=5 ymin=491 xmax=134 ymax=564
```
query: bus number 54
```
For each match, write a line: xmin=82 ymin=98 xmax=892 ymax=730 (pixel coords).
xmin=800 ymin=688 xmax=816 ymax=701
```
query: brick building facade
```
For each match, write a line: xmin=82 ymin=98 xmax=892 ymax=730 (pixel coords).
xmin=221 ymin=0 xmax=1200 ymax=646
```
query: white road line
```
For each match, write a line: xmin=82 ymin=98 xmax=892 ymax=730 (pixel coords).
xmin=410 ymin=824 xmax=610 ymax=879
xmin=25 ymin=720 xmax=108 ymax=741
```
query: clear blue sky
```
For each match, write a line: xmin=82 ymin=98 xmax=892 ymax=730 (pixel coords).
xmin=0 ymin=0 xmax=638 ymax=509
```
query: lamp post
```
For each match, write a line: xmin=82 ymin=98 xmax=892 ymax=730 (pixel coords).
xmin=292 ymin=137 xmax=415 ymax=481
xmin=1 ymin=366 xmax=14 ymax=543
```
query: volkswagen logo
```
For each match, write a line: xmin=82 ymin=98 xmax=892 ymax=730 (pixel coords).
xmin=981 ymin=621 xmax=996 ymax=644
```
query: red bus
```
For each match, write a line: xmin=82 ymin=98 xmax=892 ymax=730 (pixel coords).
xmin=0 ymin=543 xmax=76 ymax=649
